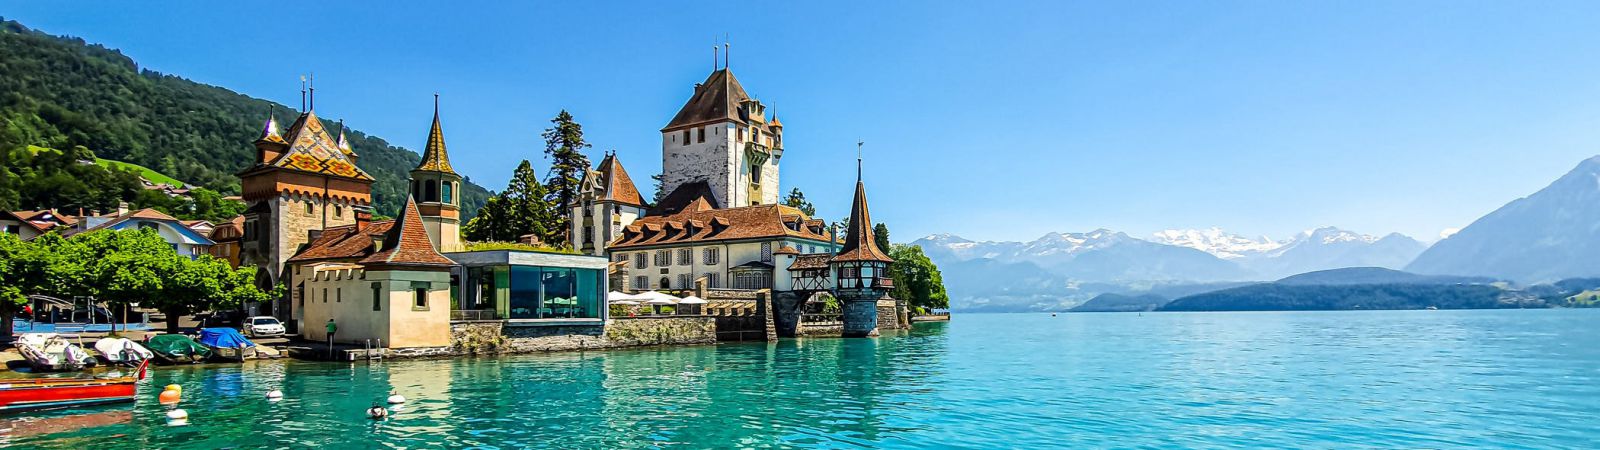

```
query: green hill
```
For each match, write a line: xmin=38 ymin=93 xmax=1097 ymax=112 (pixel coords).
xmin=0 ymin=18 xmax=488 ymax=219
xmin=94 ymin=157 xmax=185 ymax=187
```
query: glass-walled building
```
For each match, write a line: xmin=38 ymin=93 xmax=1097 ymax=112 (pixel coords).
xmin=448 ymin=250 xmax=610 ymax=322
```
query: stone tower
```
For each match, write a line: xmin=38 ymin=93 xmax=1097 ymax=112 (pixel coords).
xmin=410 ymin=96 xmax=464 ymax=253
xmin=830 ymin=170 xmax=895 ymax=338
xmin=238 ymin=108 xmax=375 ymax=319
xmin=660 ymin=68 xmax=784 ymax=208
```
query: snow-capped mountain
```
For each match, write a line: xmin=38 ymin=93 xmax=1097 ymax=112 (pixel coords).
xmin=1408 ymin=155 xmax=1600 ymax=282
xmin=1152 ymin=226 xmax=1426 ymax=280
xmin=914 ymin=229 xmax=1249 ymax=283
xmin=1149 ymin=228 xmax=1281 ymax=260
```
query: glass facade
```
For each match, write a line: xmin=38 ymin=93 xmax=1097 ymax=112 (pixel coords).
xmin=461 ymin=264 xmax=602 ymax=320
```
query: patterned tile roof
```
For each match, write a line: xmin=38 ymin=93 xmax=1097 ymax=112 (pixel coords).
xmin=414 ymin=100 xmax=455 ymax=175
xmin=265 ymin=111 xmax=373 ymax=181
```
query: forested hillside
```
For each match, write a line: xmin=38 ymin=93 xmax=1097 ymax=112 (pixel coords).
xmin=0 ymin=18 xmax=488 ymax=218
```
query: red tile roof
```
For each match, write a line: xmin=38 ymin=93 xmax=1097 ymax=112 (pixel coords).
xmin=609 ymin=204 xmax=831 ymax=250
xmin=594 ymin=154 xmax=644 ymax=206
xmin=360 ymin=196 xmax=455 ymax=267
xmin=286 ymin=220 xmax=395 ymax=263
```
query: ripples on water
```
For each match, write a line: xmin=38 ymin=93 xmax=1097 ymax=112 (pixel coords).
xmin=6 ymin=310 xmax=1600 ymax=448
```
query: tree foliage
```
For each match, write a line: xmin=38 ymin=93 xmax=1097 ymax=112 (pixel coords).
xmin=0 ymin=228 xmax=275 ymax=337
xmin=873 ymin=222 xmax=891 ymax=255
xmin=783 ymin=188 xmax=816 ymax=216
xmin=887 ymin=244 xmax=950 ymax=312
xmin=463 ymin=160 xmax=558 ymax=244
xmin=0 ymin=19 xmax=488 ymax=219
xmin=541 ymin=110 xmax=590 ymax=243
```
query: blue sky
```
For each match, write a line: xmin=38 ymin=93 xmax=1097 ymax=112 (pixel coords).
xmin=8 ymin=1 xmax=1600 ymax=243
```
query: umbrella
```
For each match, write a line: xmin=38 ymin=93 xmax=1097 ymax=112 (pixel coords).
xmin=611 ymin=300 xmax=640 ymax=305
xmin=677 ymin=296 xmax=708 ymax=304
xmin=635 ymin=291 xmax=680 ymax=304
xmin=643 ymin=298 xmax=678 ymax=306
xmin=608 ymin=291 xmax=639 ymax=302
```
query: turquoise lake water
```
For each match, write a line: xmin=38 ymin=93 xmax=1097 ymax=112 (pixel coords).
xmin=5 ymin=310 xmax=1600 ymax=448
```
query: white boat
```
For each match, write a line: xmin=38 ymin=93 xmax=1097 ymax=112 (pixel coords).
xmin=94 ymin=337 xmax=155 ymax=366
xmin=16 ymin=333 xmax=96 ymax=372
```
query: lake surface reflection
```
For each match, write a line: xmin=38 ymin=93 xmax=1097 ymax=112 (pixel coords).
xmin=7 ymin=310 xmax=1600 ymax=448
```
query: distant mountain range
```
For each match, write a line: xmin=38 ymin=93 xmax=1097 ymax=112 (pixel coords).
xmin=1150 ymin=227 xmax=1427 ymax=280
xmin=1408 ymin=156 xmax=1600 ymax=283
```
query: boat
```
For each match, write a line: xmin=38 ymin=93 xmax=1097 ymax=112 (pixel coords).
xmin=93 ymin=338 xmax=155 ymax=366
xmin=197 ymin=328 xmax=256 ymax=362
xmin=144 ymin=334 xmax=211 ymax=364
xmin=0 ymin=361 xmax=147 ymax=413
xmin=15 ymin=333 xmax=96 ymax=372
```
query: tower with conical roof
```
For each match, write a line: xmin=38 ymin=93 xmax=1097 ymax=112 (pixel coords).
xmin=830 ymin=157 xmax=894 ymax=338
xmin=409 ymin=95 xmax=464 ymax=252
xmin=659 ymin=66 xmax=784 ymax=209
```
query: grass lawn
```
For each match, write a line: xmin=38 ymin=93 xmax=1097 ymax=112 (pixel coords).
xmin=95 ymin=158 xmax=186 ymax=187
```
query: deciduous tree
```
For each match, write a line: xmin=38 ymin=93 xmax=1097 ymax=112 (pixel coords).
xmin=887 ymin=244 xmax=950 ymax=313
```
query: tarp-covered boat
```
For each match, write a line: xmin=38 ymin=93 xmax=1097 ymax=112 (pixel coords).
xmin=145 ymin=334 xmax=210 ymax=364
xmin=15 ymin=333 xmax=96 ymax=372
xmin=197 ymin=328 xmax=256 ymax=362
xmin=93 ymin=338 xmax=155 ymax=366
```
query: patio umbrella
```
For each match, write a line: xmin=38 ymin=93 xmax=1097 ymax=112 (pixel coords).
xmin=610 ymin=300 xmax=640 ymax=305
xmin=642 ymin=298 xmax=678 ymax=306
xmin=677 ymin=296 xmax=707 ymax=304
xmin=607 ymin=291 xmax=639 ymax=302
xmin=635 ymin=291 xmax=680 ymax=304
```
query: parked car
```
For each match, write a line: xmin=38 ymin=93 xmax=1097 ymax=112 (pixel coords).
xmin=243 ymin=316 xmax=286 ymax=337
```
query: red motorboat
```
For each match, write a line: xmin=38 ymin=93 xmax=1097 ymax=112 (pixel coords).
xmin=0 ymin=360 xmax=147 ymax=413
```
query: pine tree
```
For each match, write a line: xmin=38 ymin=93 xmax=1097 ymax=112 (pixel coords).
xmin=874 ymin=223 xmax=891 ymax=253
xmin=650 ymin=173 xmax=668 ymax=204
xmin=463 ymin=160 xmax=557 ymax=244
xmin=541 ymin=110 xmax=591 ymax=243
xmin=783 ymin=187 xmax=816 ymax=216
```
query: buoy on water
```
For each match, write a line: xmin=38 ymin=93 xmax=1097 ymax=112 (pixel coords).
xmin=367 ymin=404 xmax=388 ymax=420
xmin=386 ymin=393 xmax=406 ymax=404
xmin=158 ymin=387 xmax=182 ymax=405
xmin=165 ymin=384 xmax=182 ymax=395
xmin=266 ymin=390 xmax=284 ymax=401
xmin=166 ymin=409 xmax=188 ymax=420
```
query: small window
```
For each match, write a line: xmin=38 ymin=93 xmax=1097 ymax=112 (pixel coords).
xmin=682 ymin=130 xmax=690 ymax=146
xmin=706 ymin=272 xmax=720 ymax=288
xmin=677 ymin=249 xmax=691 ymax=266
xmin=372 ymin=282 xmax=382 ymax=311
xmin=696 ymin=127 xmax=705 ymax=143
xmin=443 ymin=182 xmax=454 ymax=204
xmin=678 ymin=273 xmax=690 ymax=289
xmin=703 ymin=248 xmax=720 ymax=265
xmin=635 ymin=252 xmax=647 ymax=269
xmin=761 ymin=242 xmax=773 ymax=263
xmin=636 ymin=276 xmax=649 ymax=290
xmin=336 ymin=287 xmax=342 ymax=303
xmin=425 ymin=180 xmax=439 ymax=203
xmin=655 ymin=250 xmax=670 ymax=266
xmin=334 ymin=205 xmax=343 ymax=218
xmin=412 ymin=281 xmax=430 ymax=310
xmin=322 ymin=288 xmax=328 ymax=303
xmin=305 ymin=201 xmax=314 ymax=214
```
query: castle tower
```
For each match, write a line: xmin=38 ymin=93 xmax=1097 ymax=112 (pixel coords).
xmin=570 ymin=152 xmax=647 ymax=255
xmin=830 ymin=169 xmax=894 ymax=338
xmin=660 ymin=68 xmax=783 ymax=208
xmin=238 ymin=107 xmax=375 ymax=319
xmin=410 ymin=96 xmax=464 ymax=252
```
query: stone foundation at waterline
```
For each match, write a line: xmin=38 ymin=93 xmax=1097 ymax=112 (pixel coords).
xmin=346 ymin=318 xmax=717 ymax=359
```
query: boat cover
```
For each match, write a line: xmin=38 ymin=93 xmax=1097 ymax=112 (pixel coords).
xmin=198 ymin=328 xmax=256 ymax=349
xmin=95 ymin=338 xmax=155 ymax=362
xmin=146 ymin=334 xmax=212 ymax=358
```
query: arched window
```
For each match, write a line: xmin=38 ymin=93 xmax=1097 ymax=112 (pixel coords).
xmin=442 ymin=182 xmax=454 ymax=204
xmin=660 ymin=277 xmax=671 ymax=289
xmin=424 ymin=179 xmax=439 ymax=203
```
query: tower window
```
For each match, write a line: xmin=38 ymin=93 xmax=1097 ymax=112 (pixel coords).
xmin=425 ymin=180 xmax=439 ymax=202
xmin=443 ymin=182 xmax=454 ymax=204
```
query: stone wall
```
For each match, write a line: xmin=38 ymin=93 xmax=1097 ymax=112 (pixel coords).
xmin=397 ymin=317 xmax=719 ymax=359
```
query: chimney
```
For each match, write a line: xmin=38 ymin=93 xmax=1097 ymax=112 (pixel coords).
xmin=117 ymin=201 xmax=129 ymax=216
xmin=354 ymin=206 xmax=373 ymax=231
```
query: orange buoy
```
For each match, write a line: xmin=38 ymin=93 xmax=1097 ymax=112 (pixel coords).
xmin=158 ymin=387 xmax=182 ymax=404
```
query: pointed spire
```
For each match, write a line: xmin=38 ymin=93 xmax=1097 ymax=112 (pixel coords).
xmin=256 ymin=106 xmax=285 ymax=144
xmin=831 ymin=174 xmax=893 ymax=263
xmin=336 ymin=119 xmax=355 ymax=156
xmin=415 ymin=93 xmax=455 ymax=174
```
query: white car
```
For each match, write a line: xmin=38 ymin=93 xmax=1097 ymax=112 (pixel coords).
xmin=244 ymin=316 xmax=286 ymax=337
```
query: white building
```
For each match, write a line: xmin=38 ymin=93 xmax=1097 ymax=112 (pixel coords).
xmin=659 ymin=68 xmax=784 ymax=209
xmin=569 ymin=152 xmax=647 ymax=255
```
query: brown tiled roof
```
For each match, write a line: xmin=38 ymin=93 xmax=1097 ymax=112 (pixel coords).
xmin=286 ymin=220 xmax=395 ymax=263
xmin=415 ymin=100 xmax=455 ymax=174
xmin=610 ymin=204 xmax=831 ymax=250
xmin=254 ymin=111 xmax=374 ymax=181
xmin=773 ymin=245 xmax=799 ymax=255
xmin=590 ymin=154 xmax=644 ymax=206
xmin=648 ymin=181 xmax=720 ymax=216
xmin=360 ymin=196 xmax=455 ymax=267
xmin=62 ymin=208 xmax=189 ymax=237
xmin=789 ymin=253 xmax=831 ymax=270
xmin=1 ymin=210 xmax=50 ymax=233
xmin=831 ymin=180 xmax=893 ymax=263
xmin=664 ymin=69 xmax=750 ymax=131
